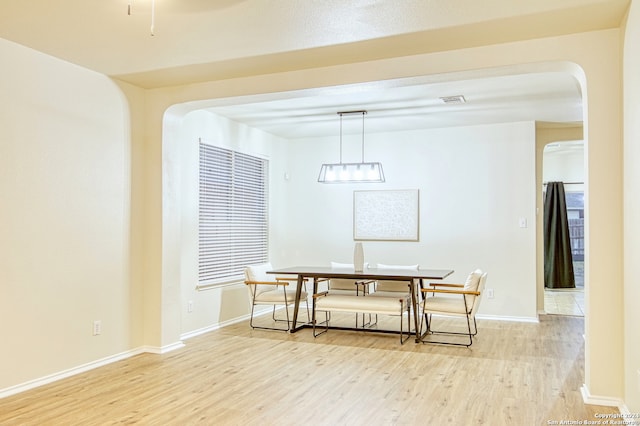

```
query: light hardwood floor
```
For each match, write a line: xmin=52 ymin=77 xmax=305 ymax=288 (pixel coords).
xmin=0 ymin=313 xmax=619 ymax=425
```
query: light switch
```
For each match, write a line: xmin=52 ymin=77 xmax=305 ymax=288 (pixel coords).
xmin=519 ymin=217 xmax=527 ymax=228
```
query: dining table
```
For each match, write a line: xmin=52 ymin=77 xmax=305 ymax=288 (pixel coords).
xmin=268 ymin=266 xmax=454 ymax=341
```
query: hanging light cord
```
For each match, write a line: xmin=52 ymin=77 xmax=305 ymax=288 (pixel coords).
xmin=361 ymin=111 xmax=365 ymax=163
xmin=128 ymin=0 xmax=156 ymax=36
xmin=339 ymin=113 xmax=344 ymax=164
xmin=337 ymin=110 xmax=368 ymax=164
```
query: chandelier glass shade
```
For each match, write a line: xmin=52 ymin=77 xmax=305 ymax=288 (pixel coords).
xmin=317 ymin=162 xmax=385 ymax=183
xmin=317 ymin=110 xmax=385 ymax=183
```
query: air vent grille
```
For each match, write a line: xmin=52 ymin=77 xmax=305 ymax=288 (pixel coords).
xmin=439 ymin=95 xmax=466 ymax=104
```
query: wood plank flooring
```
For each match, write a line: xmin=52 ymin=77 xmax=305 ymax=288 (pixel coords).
xmin=0 ymin=313 xmax=619 ymax=425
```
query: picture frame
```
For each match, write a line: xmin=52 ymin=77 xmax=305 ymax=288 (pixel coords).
xmin=353 ymin=189 xmax=419 ymax=241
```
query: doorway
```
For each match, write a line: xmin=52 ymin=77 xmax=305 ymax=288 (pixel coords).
xmin=542 ymin=141 xmax=584 ymax=316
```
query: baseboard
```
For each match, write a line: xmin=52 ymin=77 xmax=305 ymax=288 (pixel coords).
xmin=181 ymin=314 xmax=250 ymax=340
xmin=0 ymin=341 xmax=185 ymax=399
xmin=618 ymin=403 xmax=633 ymax=415
xmin=139 ymin=341 xmax=186 ymax=354
xmin=0 ymin=347 xmax=142 ymax=399
xmin=2 ymin=312 xmax=261 ymax=400
xmin=580 ymin=384 xmax=627 ymax=411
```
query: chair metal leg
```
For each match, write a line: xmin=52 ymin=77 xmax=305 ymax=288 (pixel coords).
xmin=271 ymin=306 xmax=290 ymax=324
xmin=249 ymin=303 xmax=290 ymax=332
xmin=356 ymin=312 xmax=376 ymax=329
xmin=418 ymin=294 xmax=477 ymax=346
xmin=313 ymin=311 xmax=329 ymax=338
xmin=399 ymin=300 xmax=410 ymax=345
xmin=419 ymin=313 xmax=475 ymax=347
xmin=312 ymin=295 xmax=329 ymax=338
xmin=249 ymin=289 xmax=301 ymax=332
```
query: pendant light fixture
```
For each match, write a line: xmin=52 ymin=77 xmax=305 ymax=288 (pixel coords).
xmin=317 ymin=110 xmax=385 ymax=183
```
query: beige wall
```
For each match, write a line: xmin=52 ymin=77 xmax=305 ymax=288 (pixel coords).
xmin=580 ymin=31 xmax=624 ymax=403
xmin=623 ymin=0 xmax=640 ymax=413
xmin=0 ymin=38 xmax=135 ymax=390
xmin=0 ymin=17 xmax=632 ymax=409
xmin=173 ymin=118 xmax=538 ymax=327
xmin=535 ymin=124 xmax=584 ymax=313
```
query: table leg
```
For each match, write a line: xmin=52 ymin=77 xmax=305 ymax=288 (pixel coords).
xmin=290 ymin=274 xmax=304 ymax=333
xmin=312 ymin=277 xmax=319 ymax=331
xmin=418 ymin=278 xmax=427 ymax=341
xmin=410 ymin=278 xmax=420 ymax=342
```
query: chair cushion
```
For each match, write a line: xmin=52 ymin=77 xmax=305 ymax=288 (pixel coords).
xmin=329 ymin=278 xmax=359 ymax=291
xmin=463 ymin=269 xmax=483 ymax=292
xmin=254 ymin=288 xmax=307 ymax=304
xmin=316 ymin=294 xmax=404 ymax=315
xmin=245 ymin=262 xmax=273 ymax=282
xmin=373 ymin=264 xmax=417 ymax=294
xmin=371 ymin=282 xmax=411 ymax=294
xmin=423 ymin=296 xmax=470 ymax=315
xmin=377 ymin=263 xmax=419 ymax=270
xmin=368 ymin=290 xmax=410 ymax=301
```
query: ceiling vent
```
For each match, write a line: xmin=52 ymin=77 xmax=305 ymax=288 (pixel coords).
xmin=439 ymin=95 xmax=466 ymax=104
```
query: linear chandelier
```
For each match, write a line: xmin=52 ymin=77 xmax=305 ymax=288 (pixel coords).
xmin=317 ymin=110 xmax=385 ymax=183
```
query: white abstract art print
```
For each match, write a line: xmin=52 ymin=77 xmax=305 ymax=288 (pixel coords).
xmin=353 ymin=189 xmax=419 ymax=241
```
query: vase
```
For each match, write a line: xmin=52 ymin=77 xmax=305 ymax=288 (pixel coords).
xmin=353 ymin=242 xmax=364 ymax=272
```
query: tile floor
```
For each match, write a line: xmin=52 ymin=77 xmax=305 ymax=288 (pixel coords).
xmin=544 ymin=288 xmax=585 ymax=316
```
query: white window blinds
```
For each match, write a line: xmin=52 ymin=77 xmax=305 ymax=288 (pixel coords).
xmin=199 ymin=142 xmax=268 ymax=285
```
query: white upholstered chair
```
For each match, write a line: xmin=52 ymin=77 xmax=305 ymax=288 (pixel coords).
xmin=326 ymin=262 xmax=372 ymax=327
xmin=366 ymin=264 xmax=419 ymax=328
xmin=419 ymin=269 xmax=487 ymax=347
xmin=244 ymin=263 xmax=309 ymax=331
xmin=328 ymin=262 xmax=371 ymax=295
xmin=370 ymin=263 xmax=419 ymax=297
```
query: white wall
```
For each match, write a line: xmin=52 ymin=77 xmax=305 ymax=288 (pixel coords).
xmin=623 ymin=0 xmax=640 ymax=413
xmin=172 ymin=116 xmax=538 ymax=334
xmin=0 ymin=39 xmax=133 ymax=391
xmin=543 ymin=142 xmax=585 ymax=190
xmin=275 ymin=121 xmax=537 ymax=319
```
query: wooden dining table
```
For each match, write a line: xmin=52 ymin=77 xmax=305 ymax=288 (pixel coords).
xmin=268 ymin=266 xmax=454 ymax=341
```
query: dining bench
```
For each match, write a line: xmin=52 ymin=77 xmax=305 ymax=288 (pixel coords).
xmin=312 ymin=291 xmax=411 ymax=344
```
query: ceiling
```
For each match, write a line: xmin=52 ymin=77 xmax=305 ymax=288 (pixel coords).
xmin=0 ymin=0 xmax=629 ymax=139
xmin=202 ymin=71 xmax=584 ymax=139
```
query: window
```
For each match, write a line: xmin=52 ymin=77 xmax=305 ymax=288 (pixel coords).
xmin=565 ymin=191 xmax=584 ymax=262
xmin=199 ymin=142 xmax=268 ymax=285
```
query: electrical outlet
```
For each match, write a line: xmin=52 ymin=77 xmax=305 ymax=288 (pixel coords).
xmin=486 ymin=289 xmax=495 ymax=299
xmin=93 ymin=320 xmax=102 ymax=336
xmin=187 ymin=300 xmax=194 ymax=313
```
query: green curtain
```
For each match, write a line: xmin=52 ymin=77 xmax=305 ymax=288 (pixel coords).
xmin=543 ymin=182 xmax=575 ymax=289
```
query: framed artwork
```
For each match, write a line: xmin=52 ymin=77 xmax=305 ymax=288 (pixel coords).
xmin=353 ymin=189 xmax=419 ymax=241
